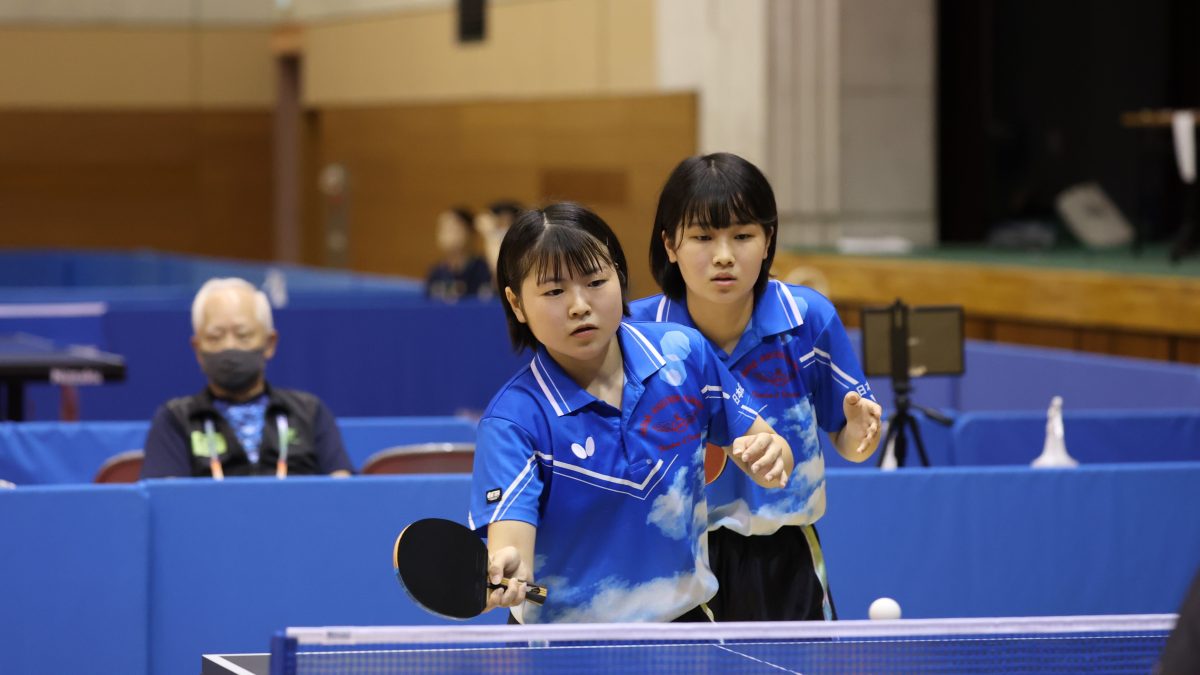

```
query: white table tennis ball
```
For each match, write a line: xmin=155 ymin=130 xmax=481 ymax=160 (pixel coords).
xmin=868 ymin=597 xmax=902 ymax=620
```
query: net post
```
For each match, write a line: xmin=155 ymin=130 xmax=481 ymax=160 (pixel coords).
xmin=269 ymin=631 xmax=297 ymax=675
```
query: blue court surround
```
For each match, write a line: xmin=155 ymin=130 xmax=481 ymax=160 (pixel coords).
xmin=0 ymin=485 xmax=149 ymax=675
xmin=0 ymin=416 xmax=476 ymax=484
xmin=852 ymin=337 xmax=1200 ymax=414
xmin=949 ymin=408 xmax=1200 ymax=465
xmin=820 ymin=463 xmax=1200 ymax=621
xmin=0 ymin=250 xmax=421 ymax=302
xmin=2 ymin=467 xmax=1200 ymax=674
xmin=4 ymin=250 xmax=1199 ymax=423
xmin=144 ymin=477 xmax=504 ymax=675
xmin=0 ymin=250 xmax=527 ymax=422
xmin=6 ymin=300 xmax=527 ymax=423
xmin=820 ymin=408 xmax=1200 ymax=469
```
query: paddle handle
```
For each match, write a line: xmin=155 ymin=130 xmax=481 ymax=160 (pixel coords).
xmin=488 ymin=578 xmax=548 ymax=605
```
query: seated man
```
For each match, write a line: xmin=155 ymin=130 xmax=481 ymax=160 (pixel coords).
xmin=141 ymin=278 xmax=353 ymax=478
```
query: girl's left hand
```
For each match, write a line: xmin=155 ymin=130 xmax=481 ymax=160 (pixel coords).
xmin=842 ymin=391 xmax=883 ymax=456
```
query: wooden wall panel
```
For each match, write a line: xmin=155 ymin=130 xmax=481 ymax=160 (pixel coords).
xmin=305 ymin=93 xmax=698 ymax=297
xmin=837 ymin=302 xmax=862 ymax=329
xmin=1079 ymin=331 xmax=1173 ymax=361
xmin=963 ymin=317 xmax=993 ymax=341
xmin=991 ymin=322 xmax=1079 ymax=351
xmin=771 ymin=251 xmax=1200 ymax=363
xmin=0 ymin=26 xmax=274 ymax=108
xmin=1108 ymin=333 xmax=1171 ymax=361
xmin=775 ymin=251 xmax=1200 ymax=337
xmin=0 ymin=110 xmax=272 ymax=261
xmin=197 ymin=29 xmax=276 ymax=107
xmin=1174 ymin=337 xmax=1200 ymax=364
xmin=302 ymin=0 xmax=656 ymax=106
xmin=0 ymin=28 xmax=193 ymax=107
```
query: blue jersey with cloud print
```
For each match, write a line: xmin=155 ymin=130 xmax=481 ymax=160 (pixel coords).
xmin=468 ymin=321 xmax=759 ymax=623
xmin=630 ymin=280 xmax=875 ymax=536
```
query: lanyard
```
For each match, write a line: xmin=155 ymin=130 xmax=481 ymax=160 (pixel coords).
xmin=275 ymin=414 xmax=290 ymax=479
xmin=203 ymin=418 xmax=224 ymax=480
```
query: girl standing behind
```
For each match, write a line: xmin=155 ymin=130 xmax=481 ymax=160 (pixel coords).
xmin=630 ymin=153 xmax=882 ymax=621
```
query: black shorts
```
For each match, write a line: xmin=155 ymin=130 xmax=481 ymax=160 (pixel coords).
xmin=706 ymin=524 xmax=836 ymax=621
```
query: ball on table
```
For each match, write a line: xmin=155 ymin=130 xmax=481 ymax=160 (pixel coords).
xmin=868 ymin=596 xmax=902 ymax=620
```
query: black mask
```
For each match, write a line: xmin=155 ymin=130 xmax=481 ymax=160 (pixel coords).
xmin=199 ymin=348 xmax=266 ymax=395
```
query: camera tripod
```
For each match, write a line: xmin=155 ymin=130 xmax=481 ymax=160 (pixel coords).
xmin=874 ymin=300 xmax=954 ymax=468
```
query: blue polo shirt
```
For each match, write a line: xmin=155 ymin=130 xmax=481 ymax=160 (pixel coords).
xmin=630 ymin=280 xmax=875 ymax=536
xmin=468 ymin=321 xmax=760 ymax=623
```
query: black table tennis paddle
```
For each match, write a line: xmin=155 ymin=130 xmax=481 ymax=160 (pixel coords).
xmin=393 ymin=518 xmax=548 ymax=619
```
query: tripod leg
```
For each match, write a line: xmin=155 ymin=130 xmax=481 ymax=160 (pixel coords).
xmin=908 ymin=414 xmax=932 ymax=467
xmin=877 ymin=415 xmax=901 ymax=468
xmin=894 ymin=417 xmax=908 ymax=468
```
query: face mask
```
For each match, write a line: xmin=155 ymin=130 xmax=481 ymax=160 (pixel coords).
xmin=199 ymin=348 xmax=266 ymax=395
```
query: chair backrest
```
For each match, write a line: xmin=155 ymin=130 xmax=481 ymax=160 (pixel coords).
xmin=94 ymin=450 xmax=144 ymax=484
xmin=360 ymin=443 xmax=475 ymax=475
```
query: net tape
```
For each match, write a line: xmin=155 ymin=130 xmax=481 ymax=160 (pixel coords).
xmin=285 ymin=614 xmax=1176 ymax=647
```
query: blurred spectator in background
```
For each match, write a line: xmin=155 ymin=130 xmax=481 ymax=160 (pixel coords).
xmin=474 ymin=200 xmax=523 ymax=277
xmin=426 ymin=206 xmax=493 ymax=301
xmin=141 ymin=278 xmax=353 ymax=478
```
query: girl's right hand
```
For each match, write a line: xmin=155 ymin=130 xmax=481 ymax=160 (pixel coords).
xmin=485 ymin=545 xmax=531 ymax=610
xmin=730 ymin=431 xmax=792 ymax=488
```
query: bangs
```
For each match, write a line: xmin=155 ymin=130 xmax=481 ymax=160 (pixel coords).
xmin=679 ymin=192 xmax=764 ymax=231
xmin=523 ymin=224 xmax=614 ymax=285
xmin=677 ymin=170 xmax=774 ymax=231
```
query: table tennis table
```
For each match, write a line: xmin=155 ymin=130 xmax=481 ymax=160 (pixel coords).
xmin=202 ymin=615 xmax=1175 ymax=674
xmin=203 ymin=653 xmax=270 ymax=674
xmin=0 ymin=333 xmax=125 ymax=420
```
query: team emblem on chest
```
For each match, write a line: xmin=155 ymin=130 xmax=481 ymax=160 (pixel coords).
xmin=570 ymin=436 xmax=596 ymax=460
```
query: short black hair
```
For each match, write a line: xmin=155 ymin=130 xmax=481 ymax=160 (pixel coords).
xmin=496 ymin=202 xmax=630 ymax=352
xmin=649 ymin=153 xmax=779 ymax=301
xmin=446 ymin=206 xmax=474 ymax=229
xmin=487 ymin=200 xmax=524 ymax=220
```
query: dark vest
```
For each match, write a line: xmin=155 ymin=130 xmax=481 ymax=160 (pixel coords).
xmin=165 ymin=385 xmax=324 ymax=477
